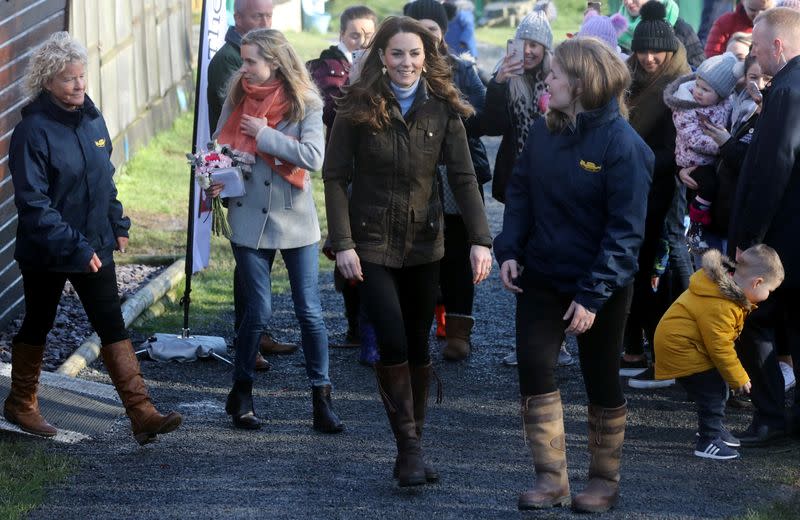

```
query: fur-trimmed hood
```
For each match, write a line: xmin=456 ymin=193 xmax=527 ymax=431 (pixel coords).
xmin=663 ymin=73 xmax=702 ymax=111
xmin=696 ymin=249 xmax=753 ymax=311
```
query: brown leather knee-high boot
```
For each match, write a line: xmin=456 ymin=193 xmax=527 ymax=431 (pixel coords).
xmin=375 ymin=361 xmax=426 ymax=487
xmin=101 ymin=339 xmax=182 ymax=445
xmin=518 ymin=390 xmax=571 ymax=509
xmin=3 ymin=342 xmax=57 ymax=437
xmin=406 ymin=362 xmax=441 ymax=482
xmin=572 ymin=402 xmax=627 ymax=513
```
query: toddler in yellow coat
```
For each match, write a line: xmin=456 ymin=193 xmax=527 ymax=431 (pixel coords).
xmin=655 ymin=245 xmax=784 ymax=460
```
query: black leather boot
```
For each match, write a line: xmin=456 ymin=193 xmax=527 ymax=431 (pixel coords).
xmin=225 ymin=379 xmax=263 ymax=430
xmin=312 ymin=385 xmax=344 ymax=433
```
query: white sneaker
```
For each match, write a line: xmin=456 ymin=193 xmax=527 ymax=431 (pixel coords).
xmin=780 ymin=361 xmax=796 ymax=391
xmin=502 ymin=351 xmax=518 ymax=366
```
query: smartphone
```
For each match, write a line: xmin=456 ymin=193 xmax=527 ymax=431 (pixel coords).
xmin=506 ymin=38 xmax=524 ymax=61
xmin=746 ymin=80 xmax=763 ymax=104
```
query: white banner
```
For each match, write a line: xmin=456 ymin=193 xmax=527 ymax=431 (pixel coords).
xmin=192 ymin=0 xmax=229 ymax=273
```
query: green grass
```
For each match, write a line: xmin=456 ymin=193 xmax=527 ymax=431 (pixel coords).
xmin=0 ymin=438 xmax=72 ymax=519
xmin=736 ymin=496 xmax=800 ymax=520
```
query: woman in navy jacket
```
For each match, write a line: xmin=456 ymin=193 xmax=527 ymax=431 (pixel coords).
xmin=4 ymin=32 xmax=181 ymax=444
xmin=495 ymin=38 xmax=653 ymax=513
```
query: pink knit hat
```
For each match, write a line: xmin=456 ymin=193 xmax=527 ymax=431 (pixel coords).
xmin=576 ymin=11 xmax=628 ymax=53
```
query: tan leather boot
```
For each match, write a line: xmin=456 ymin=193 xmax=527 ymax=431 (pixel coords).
xmin=518 ymin=390 xmax=571 ymax=510
xmin=375 ymin=362 xmax=426 ymax=487
xmin=441 ymin=314 xmax=474 ymax=361
xmin=3 ymin=342 xmax=57 ymax=437
xmin=102 ymin=340 xmax=182 ymax=445
xmin=259 ymin=333 xmax=297 ymax=355
xmin=572 ymin=402 xmax=627 ymax=513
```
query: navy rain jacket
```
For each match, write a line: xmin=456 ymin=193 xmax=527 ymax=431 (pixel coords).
xmin=9 ymin=92 xmax=130 ymax=272
xmin=494 ymin=99 xmax=654 ymax=311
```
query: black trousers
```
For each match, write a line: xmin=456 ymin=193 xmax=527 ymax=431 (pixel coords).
xmin=677 ymin=369 xmax=729 ymax=441
xmin=440 ymin=214 xmax=474 ymax=315
xmin=359 ymin=261 xmax=439 ymax=366
xmin=735 ymin=286 xmax=800 ymax=429
xmin=515 ymin=280 xmax=633 ymax=408
xmin=16 ymin=265 xmax=128 ymax=346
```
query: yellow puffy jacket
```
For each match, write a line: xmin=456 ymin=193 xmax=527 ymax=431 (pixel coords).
xmin=654 ymin=250 xmax=752 ymax=388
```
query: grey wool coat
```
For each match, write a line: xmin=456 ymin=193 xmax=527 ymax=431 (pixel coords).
xmin=214 ymin=95 xmax=324 ymax=250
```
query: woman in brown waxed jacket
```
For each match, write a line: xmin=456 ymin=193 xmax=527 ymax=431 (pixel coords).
xmin=322 ymin=16 xmax=492 ymax=488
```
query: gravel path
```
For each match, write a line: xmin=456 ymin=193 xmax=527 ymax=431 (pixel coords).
xmin=20 ymin=133 xmax=799 ymax=519
xmin=0 ymin=265 xmax=163 ymax=371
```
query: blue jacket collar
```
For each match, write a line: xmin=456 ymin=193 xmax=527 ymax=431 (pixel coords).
xmin=23 ymin=91 xmax=100 ymax=127
xmin=226 ymin=25 xmax=242 ymax=48
xmin=567 ymin=98 xmax=620 ymax=134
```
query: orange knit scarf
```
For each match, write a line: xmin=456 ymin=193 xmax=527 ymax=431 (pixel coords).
xmin=218 ymin=79 xmax=306 ymax=189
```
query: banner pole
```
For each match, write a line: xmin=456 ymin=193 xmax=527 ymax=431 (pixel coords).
xmin=180 ymin=0 xmax=208 ymax=338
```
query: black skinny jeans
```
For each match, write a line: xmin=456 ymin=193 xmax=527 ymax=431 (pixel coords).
xmin=440 ymin=214 xmax=474 ymax=315
xmin=15 ymin=265 xmax=128 ymax=346
xmin=677 ymin=368 xmax=729 ymax=441
xmin=359 ymin=261 xmax=439 ymax=366
xmin=516 ymin=280 xmax=633 ymax=408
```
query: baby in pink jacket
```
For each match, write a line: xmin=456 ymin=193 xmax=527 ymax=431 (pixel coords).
xmin=664 ymin=52 xmax=740 ymax=252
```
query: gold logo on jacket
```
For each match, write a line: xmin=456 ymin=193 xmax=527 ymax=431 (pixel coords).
xmin=95 ymin=138 xmax=106 ymax=147
xmin=579 ymin=160 xmax=601 ymax=173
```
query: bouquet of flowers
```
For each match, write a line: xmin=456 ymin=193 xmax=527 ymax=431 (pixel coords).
xmin=187 ymin=141 xmax=238 ymax=238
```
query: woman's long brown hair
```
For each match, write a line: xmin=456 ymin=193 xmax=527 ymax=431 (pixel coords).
xmin=336 ymin=16 xmax=474 ymax=132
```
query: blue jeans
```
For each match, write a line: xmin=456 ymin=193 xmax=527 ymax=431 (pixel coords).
xmin=231 ymin=243 xmax=330 ymax=386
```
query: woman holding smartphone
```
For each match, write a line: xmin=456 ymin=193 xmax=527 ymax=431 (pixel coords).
xmin=480 ymin=3 xmax=554 ymax=204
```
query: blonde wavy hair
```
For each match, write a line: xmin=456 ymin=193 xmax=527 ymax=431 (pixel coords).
xmin=546 ymin=37 xmax=630 ymax=133
xmin=227 ymin=29 xmax=320 ymax=122
xmin=25 ymin=31 xmax=88 ymax=98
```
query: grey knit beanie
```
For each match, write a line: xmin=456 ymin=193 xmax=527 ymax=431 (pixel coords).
xmin=696 ymin=52 xmax=740 ymax=98
xmin=515 ymin=2 xmax=555 ymax=50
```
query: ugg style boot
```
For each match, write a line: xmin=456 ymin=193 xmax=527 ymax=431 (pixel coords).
xmin=312 ymin=384 xmax=344 ymax=433
xmin=441 ymin=314 xmax=474 ymax=361
xmin=572 ymin=402 xmax=627 ymax=513
xmin=518 ymin=390 xmax=571 ymax=510
xmin=101 ymin=340 xmax=183 ymax=445
xmin=3 ymin=342 xmax=57 ymax=437
xmin=375 ymin=362 xmax=426 ymax=487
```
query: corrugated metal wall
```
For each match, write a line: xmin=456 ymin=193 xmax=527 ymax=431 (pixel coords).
xmin=0 ymin=0 xmax=193 ymax=329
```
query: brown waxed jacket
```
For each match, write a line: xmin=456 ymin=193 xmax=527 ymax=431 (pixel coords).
xmin=323 ymin=81 xmax=492 ymax=268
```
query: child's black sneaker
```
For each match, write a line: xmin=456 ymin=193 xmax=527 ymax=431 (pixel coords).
xmin=696 ymin=428 xmax=740 ymax=448
xmin=694 ymin=437 xmax=740 ymax=460
xmin=619 ymin=357 xmax=649 ymax=377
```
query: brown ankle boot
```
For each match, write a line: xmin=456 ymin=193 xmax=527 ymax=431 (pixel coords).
xmin=3 ymin=342 xmax=57 ymax=437
xmin=572 ymin=402 xmax=627 ymax=513
xmin=375 ymin=362 xmax=426 ymax=487
xmin=441 ymin=314 xmax=474 ymax=361
xmin=101 ymin=340 xmax=182 ymax=445
xmin=518 ymin=390 xmax=571 ymax=509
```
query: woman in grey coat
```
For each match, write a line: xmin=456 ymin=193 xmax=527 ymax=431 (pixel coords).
xmin=208 ymin=29 xmax=342 ymax=433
